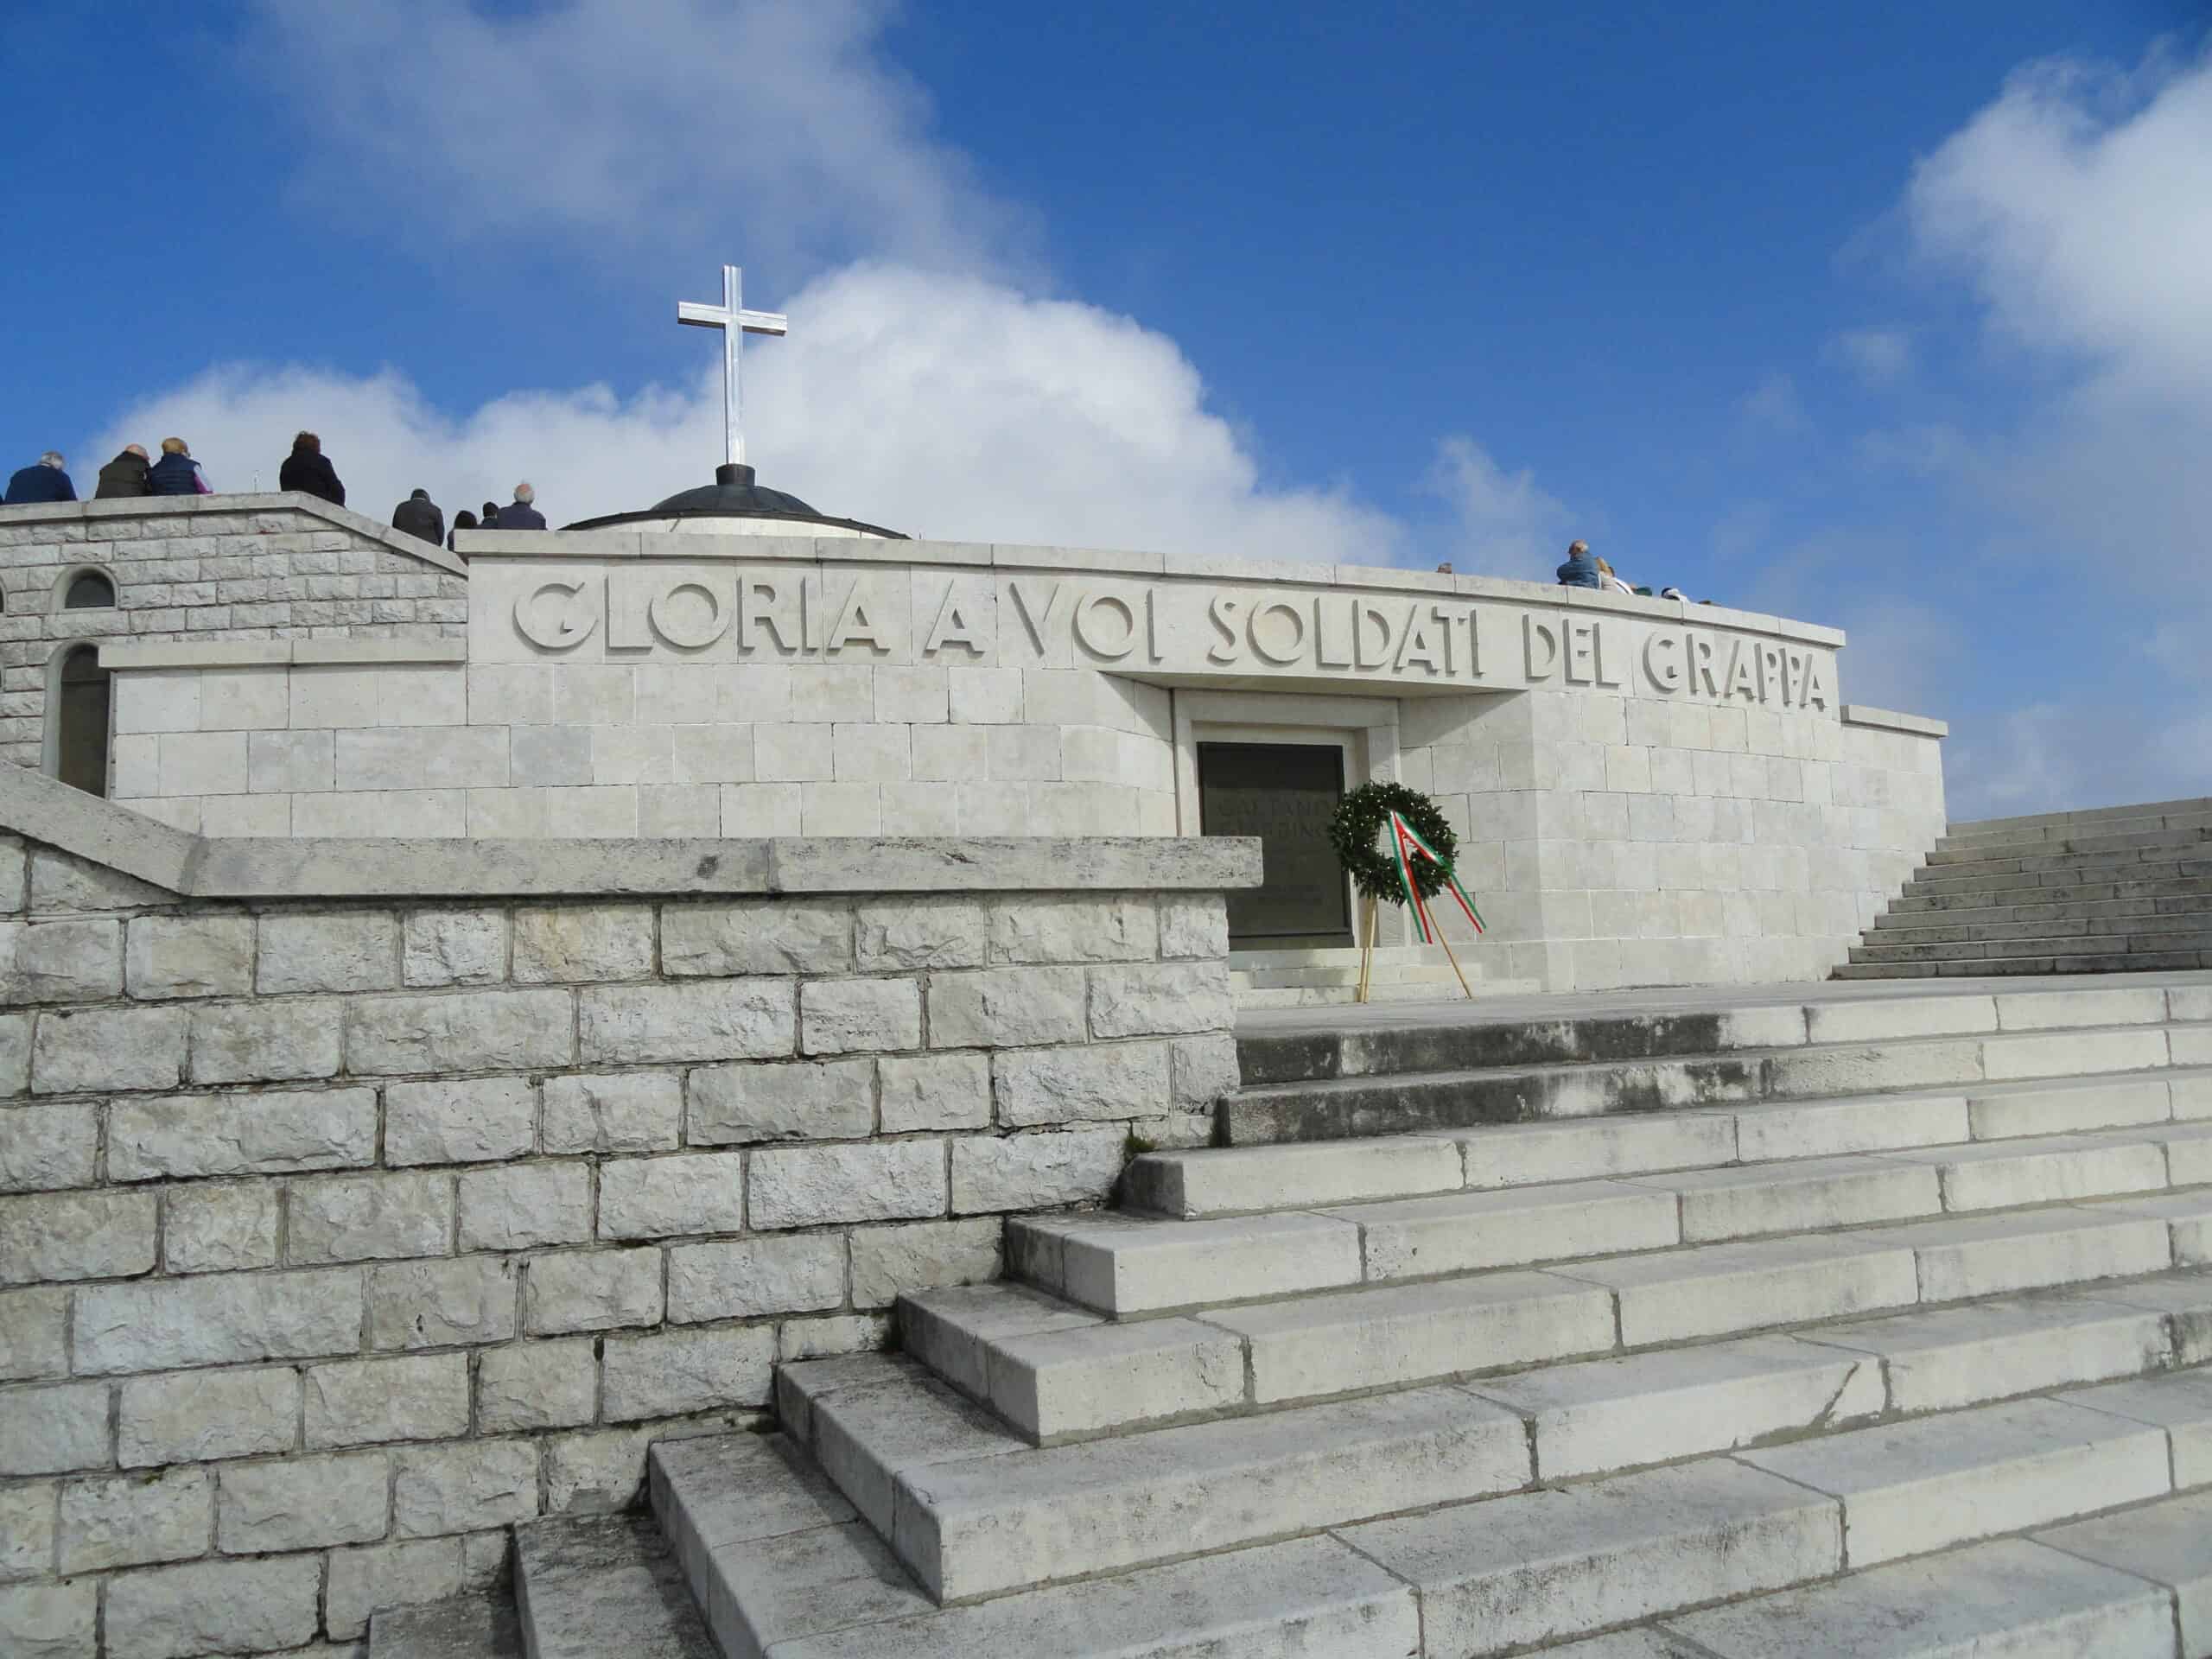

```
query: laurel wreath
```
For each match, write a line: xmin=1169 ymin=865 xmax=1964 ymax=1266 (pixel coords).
xmin=1327 ymin=781 xmax=1459 ymax=904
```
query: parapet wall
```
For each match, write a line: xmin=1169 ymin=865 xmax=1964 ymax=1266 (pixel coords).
xmin=0 ymin=769 xmax=1250 ymax=1655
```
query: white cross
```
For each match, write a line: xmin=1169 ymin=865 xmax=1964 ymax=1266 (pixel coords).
xmin=677 ymin=264 xmax=788 ymax=471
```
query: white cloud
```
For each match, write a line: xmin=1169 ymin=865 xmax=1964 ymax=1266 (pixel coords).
xmin=1824 ymin=326 xmax=1914 ymax=385
xmin=1737 ymin=371 xmax=1808 ymax=435
xmin=86 ymin=263 xmax=1408 ymax=564
xmin=1422 ymin=437 xmax=1573 ymax=581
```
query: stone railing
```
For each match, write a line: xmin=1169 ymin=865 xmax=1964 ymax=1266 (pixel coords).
xmin=0 ymin=769 xmax=1253 ymax=1655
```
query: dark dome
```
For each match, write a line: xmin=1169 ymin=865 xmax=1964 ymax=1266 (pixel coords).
xmin=565 ymin=463 xmax=906 ymax=537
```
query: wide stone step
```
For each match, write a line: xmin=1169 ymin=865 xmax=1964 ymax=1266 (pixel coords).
xmin=1940 ymin=798 xmax=2212 ymax=847
xmin=1905 ymin=855 xmax=2212 ymax=899
xmin=1852 ymin=925 xmax=2212 ymax=964
xmin=2034 ymin=1488 xmax=2212 ymax=1656
xmin=1868 ymin=899 xmax=2212 ymax=944
xmin=1837 ymin=951 xmax=2212 ymax=979
xmin=368 ymin=1594 xmax=524 ymax=1659
xmin=1924 ymin=820 xmax=2212 ymax=866
xmin=651 ymin=1432 xmax=1421 ymax=1658
xmin=1947 ymin=795 xmax=2212 ymax=840
xmin=1885 ymin=872 xmax=2212 ymax=915
xmin=512 ymin=1513 xmax=715 ymax=1659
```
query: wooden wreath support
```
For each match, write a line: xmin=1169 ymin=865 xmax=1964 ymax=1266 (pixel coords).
xmin=1327 ymin=782 xmax=1471 ymax=1002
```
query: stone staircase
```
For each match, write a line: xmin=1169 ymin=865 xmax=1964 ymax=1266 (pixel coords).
xmin=375 ymin=974 xmax=2212 ymax=1657
xmin=1840 ymin=797 xmax=2212 ymax=979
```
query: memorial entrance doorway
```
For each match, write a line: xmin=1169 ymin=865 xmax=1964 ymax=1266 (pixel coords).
xmin=1196 ymin=740 xmax=1353 ymax=947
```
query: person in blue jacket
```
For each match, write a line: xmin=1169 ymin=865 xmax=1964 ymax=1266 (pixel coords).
xmin=1556 ymin=539 xmax=1603 ymax=588
xmin=3 ymin=451 xmax=76 ymax=504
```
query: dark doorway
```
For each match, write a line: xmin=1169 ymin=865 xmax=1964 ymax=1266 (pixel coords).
xmin=1197 ymin=741 xmax=1351 ymax=946
xmin=55 ymin=645 xmax=111 ymax=797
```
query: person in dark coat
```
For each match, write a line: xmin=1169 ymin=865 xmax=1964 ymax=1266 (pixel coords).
xmin=447 ymin=508 xmax=478 ymax=553
xmin=279 ymin=431 xmax=345 ymax=505
xmin=94 ymin=446 xmax=153 ymax=498
xmin=4 ymin=451 xmax=76 ymax=504
xmin=480 ymin=499 xmax=500 ymax=529
xmin=147 ymin=437 xmax=207 ymax=494
xmin=497 ymin=482 xmax=547 ymax=531
xmin=391 ymin=488 xmax=444 ymax=546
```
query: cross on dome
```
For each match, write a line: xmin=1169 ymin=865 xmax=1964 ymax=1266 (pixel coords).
xmin=677 ymin=264 xmax=788 ymax=471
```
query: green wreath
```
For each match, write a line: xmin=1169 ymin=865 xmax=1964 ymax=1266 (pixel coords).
xmin=1328 ymin=781 xmax=1459 ymax=904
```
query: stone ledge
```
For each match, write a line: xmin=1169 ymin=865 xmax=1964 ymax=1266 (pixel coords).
xmin=0 ymin=491 xmax=467 ymax=579
xmin=101 ymin=639 xmax=470 ymax=671
xmin=1843 ymin=704 xmax=1950 ymax=738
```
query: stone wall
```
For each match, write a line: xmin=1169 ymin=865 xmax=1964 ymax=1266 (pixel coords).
xmin=0 ymin=771 xmax=1248 ymax=1656
xmin=0 ymin=495 xmax=468 ymax=776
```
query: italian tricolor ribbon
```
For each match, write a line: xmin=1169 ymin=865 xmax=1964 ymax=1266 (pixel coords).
xmin=1389 ymin=810 xmax=1486 ymax=944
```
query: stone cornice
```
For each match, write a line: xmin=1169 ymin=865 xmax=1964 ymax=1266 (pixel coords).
xmin=0 ymin=491 xmax=468 ymax=579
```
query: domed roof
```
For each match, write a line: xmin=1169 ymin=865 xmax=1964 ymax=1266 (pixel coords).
xmin=566 ymin=463 xmax=906 ymax=538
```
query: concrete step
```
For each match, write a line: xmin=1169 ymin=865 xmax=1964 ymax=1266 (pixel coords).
xmin=1852 ymin=925 xmax=2212 ymax=963
xmin=2034 ymin=1488 xmax=2212 ymax=1656
xmin=1885 ymin=872 xmax=2212 ymax=915
xmin=512 ymin=1513 xmax=715 ymax=1659
xmin=1867 ymin=898 xmax=2212 ymax=943
xmin=1924 ymin=820 xmax=2212 ymax=866
xmin=1944 ymin=794 xmax=2212 ymax=839
xmin=1837 ymin=950 xmax=2212 ymax=978
xmin=1941 ymin=801 xmax=2212 ymax=849
xmin=369 ymin=1594 xmax=523 ymax=1659
xmin=1904 ymin=857 xmax=2212 ymax=901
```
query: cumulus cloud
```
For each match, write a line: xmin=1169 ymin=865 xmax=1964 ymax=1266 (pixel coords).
xmin=1737 ymin=372 xmax=1808 ymax=436
xmin=86 ymin=263 xmax=1410 ymax=563
xmin=1422 ymin=437 xmax=1574 ymax=580
xmin=1824 ymin=326 xmax=1914 ymax=385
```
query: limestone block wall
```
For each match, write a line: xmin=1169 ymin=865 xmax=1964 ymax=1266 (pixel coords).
xmin=0 ymin=495 xmax=468 ymax=775
xmin=0 ymin=772 xmax=1247 ymax=1656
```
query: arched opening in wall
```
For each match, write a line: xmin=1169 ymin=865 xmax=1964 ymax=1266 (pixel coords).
xmin=62 ymin=569 xmax=117 ymax=610
xmin=53 ymin=645 xmax=111 ymax=797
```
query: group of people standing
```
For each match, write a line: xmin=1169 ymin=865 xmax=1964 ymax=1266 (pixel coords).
xmin=4 ymin=433 xmax=549 ymax=553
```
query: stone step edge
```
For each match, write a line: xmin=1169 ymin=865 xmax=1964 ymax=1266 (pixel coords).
xmin=1948 ymin=796 xmax=2212 ymax=836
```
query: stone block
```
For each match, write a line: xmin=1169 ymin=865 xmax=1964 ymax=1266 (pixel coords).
xmin=0 ymin=1479 xmax=53 ymax=1582
xmin=687 ymin=1058 xmax=874 ymax=1144
xmin=1984 ymin=1027 xmax=2169 ymax=1082
xmin=478 ymin=1338 xmax=599 ymax=1433
xmin=305 ymin=1352 xmax=471 ymax=1449
xmin=1808 ymin=1295 xmax=2172 ymax=1414
xmin=2061 ymin=1370 xmax=2212 ymax=1487
xmin=0 ymin=1189 xmax=157 ymax=1284
xmin=367 ymin=1256 xmax=518 ymax=1350
xmin=854 ymin=900 xmax=988 ymax=970
xmin=0 ymin=1382 xmax=110 ymax=1476
xmin=0 ymin=1102 xmax=97 ymax=1191
xmin=525 ymin=1246 xmax=664 ymax=1333
xmin=602 ymin=1325 xmax=778 ymax=1419
xmin=1169 ymin=1033 xmax=1241 ymax=1109
xmin=457 ymin=1160 xmax=592 ymax=1250
xmin=662 ymin=899 xmax=851 ymax=976
xmin=55 ymin=1467 xmax=211 ymax=1574
xmin=801 ymin=976 xmax=923 ymax=1054
xmin=218 ymin=1450 xmax=390 ymax=1551
xmin=0 ymin=1015 xmax=26 ymax=1099
xmin=385 ymin=1076 xmax=538 ymax=1164
xmin=28 ymin=851 xmax=171 ymax=915
xmin=256 ymin=910 xmax=397 ymax=992
xmin=118 ymin=1366 xmax=298 ymax=1466
xmin=348 ymin=988 xmax=575 ymax=1074
xmin=951 ymin=1127 xmax=1128 ymax=1215
xmin=750 ymin=1141 xmax=948 ymax=1229
xmin=543 ymin=1426 xmax=664 ymax=1515
xmin=0 ymin=1287 xmax=70 ymax=1380
xmin=185 ymin=1000 xmax=344 ymax=1083
xmin=1566 ymin=1236 xmax=1921 ymax=1346
xmin=110 ymin=1087 xmax=374 ymax=1179
xmin=878 ymin=1052 xmax=992 ymax=1133
xmin=542 ymin=1071 xmax=683 ymax=1153
xmin=123 ymin=916 xmax=253 ymax=1000
xmin=393 ymin=1440 xmax=541 ymax=1537
xmin=1087 ymin=962 xmax=1233 ymax=1038
xmin=288 ymin=1169 xmax=452 ymax=1264
xmin=925 ymin=967 xmax=1086 ymax=1048
xmin=849 ymin=1217 xmax=1002 ymax=1310
xmin=326 ymin=1534 xmax=501 ymax=1643
xmin=1158 ymin=893 xmax=1229 ymax=959
xmin=0 ymin=1579 xmax=96 ymax=1658
xmin=667 ymin=1233 xmax=848 ymax=1322
xmin=2035 ymin=1492 xmax=2212 ymax=1659
xmin=994 ymin=1040 xmax=1171 ymax=1126
xmin=402 ymin=909 xmax=507 ymax=987
xmin=162 ymin=1182 xmax=280 ymax=1274
xmin=985 ymin=895 xmax=1158 ymax=963
xmin=598 ymin=1151 xmax=747 ymax=1239
xmin=103 ymin=1555 xmax=321 ymax=1659
xmin=247 ymin=728 xmax=334 ymax=794
xmin=30 ymin=1006 xmax=186 ymax=1093
xmin=156 ymin=730 xmax=248 ymax=797
xmin=578 ymin=981 xmax=795 ymax=1065
xmin=512 ymin=904 xmax=654 ymax=982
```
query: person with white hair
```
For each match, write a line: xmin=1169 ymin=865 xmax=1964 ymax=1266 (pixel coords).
xmin=498 ymin=481 xmax=548 ymax=531
xmin=3 ymin=450 xmax=76 ymax=505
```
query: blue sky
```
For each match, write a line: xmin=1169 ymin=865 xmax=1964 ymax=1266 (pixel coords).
xmin=3 ymin=1 xmax=2207 ymax=817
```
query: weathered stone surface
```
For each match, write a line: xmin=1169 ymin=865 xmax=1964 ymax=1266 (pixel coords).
xmin=55 ymin=1468 xmax=210 ymax=1574
xmin=1169 ymin=1033 xmax=1240 ymax=1109
xmin=579 ymin=981 xmax=795 ymax=1065
xmin=402 ymin=908 xmax=508 ymax=987
xmin=668 ymin=1233 xmax=847 ymax=1322
xmin=369 ymin=1256 xmax=519 ymax=1350
xmin=599 ymin=1152 xmax=747 ymax=1239
xmin=950 ymin=1128 xmax=1127 ymax=1213
xmin=118 ymin=1366 xmax=298 ymax=1466
xmin=526 ymin=1246 xmax=664 ymax=1333
xmin=256 ymin=910 xmax=397 ymax=992
xmin=458 ymin=1160 xmax=592 ymax=1249
xmin=800 ymin=976 xmax=923 ymax=1055
xmin=30 ymin=1006 xmax=186 ymax=1093
xmin=350 ymin=988 xmax=575 ymax=1074
xmin=512 ymin=904 xmax=654 ymax=982
xmin=158 ymin=1181 xmax=277 ymax=1275
xmin=479 ymin=1338 xmax=599 ymax=1432
xmin=1157 ymin=893 xmax=1229 ymax=960
xmin=662 ymin=900 xmax=851 ymax=976
xmin=124 ymin=916 xmax=253 ymax=999
xmin=544 ymin=1426 xmax=670 ymax=1515
xmin=111 ymin=1088 xmax=376 ymax=1180
xmin=925 ymin=967 xmax=1086 ymax=1048
xmin=1087 ymin=961 xmax=1233 ymax=1038
xmin=994 ymin=1041 xmax=1170 ymax=1127
xmin=218 ymin=1450 xmax=390 ymax=1551
xmin=305 ymin=1352 xmax=471 ymax=1448
xmin=0 ymin=1287 xmax=69 ymax=1381
xmin=0 ymin=1103 xmax=97 ymax=1192
xmin=688 ymin=1057 xmax=874 ymax=1145
xmin=855 ymin=899 xmax=987 ymax=969
xmin=185 ymin=998 xmax=344 ymax=1083
xmin=327 ymin=1534 xmax=505 ymax=1643
xmin=986 ymin=896 xmax=1159 ymax=963
xmin=0 ymin=1578 xmax=97 ymax=1659
xmin=0 ymin=1480 xmax=54 ymax=1582
xmin=781 ymin=1313 xmax=891 ymax=1360
xmin=602 ymin=1325 xmax=778 ymax=1419
xmin=2 ymin=918 xmax=123 ymax=1002
xmin=878 ymin=1052 xmax=991 ymax=1133
xmin=103 ymin=1554 xmax=322 ymax=1659
xmin=750 ymin=1141 xmax=947 ymax=1229
xmin=543 ymin=1071 xmax=683 ymax=1153
xmin=288 ymin=1169 xmax=452 ymax=1264
xmin=2036 ymin=1491 xmax=2212 ymax=1659
xmin=1 ymin=1380 xmax=111 ymax=1478
xmin=850 ymin=1217 xmax=1002 ymax=1310
xmin=0 ymin=1189 xmax=157 ymax=1283
xmin=385 ymin=1076 xmax=537 ymax=1165
xmin=0 ymin=1014 xmax=28 ymax=1099
xmin=394 ymin=1440 xmax=541 ymax=1538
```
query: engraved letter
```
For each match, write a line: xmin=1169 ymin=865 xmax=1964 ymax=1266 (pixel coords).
xmin=1073 ymin=593 xmax=1139 ymax=660
xmin=647 ymin=579 xmax=733 ymax=650
xmin=513 ymin=580 xmax=598 ymax=652
xmin=1208 ymin=594 xmax=1243 ymax=664
xmin=1643 ymin=630 xmax=1682 ymax=693
xmin=1523 ymin=614 xmax=1560 ymax=680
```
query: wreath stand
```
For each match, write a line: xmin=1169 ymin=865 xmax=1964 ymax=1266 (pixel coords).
xmin=1333 ymin=782 xmax=1478 ymax=1005
xmin=1357 ymin=887 xmax=1473 ymax=1003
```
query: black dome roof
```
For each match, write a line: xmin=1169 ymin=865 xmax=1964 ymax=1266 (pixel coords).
xmin=565 ymin=463 xmax=906 ymax=537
